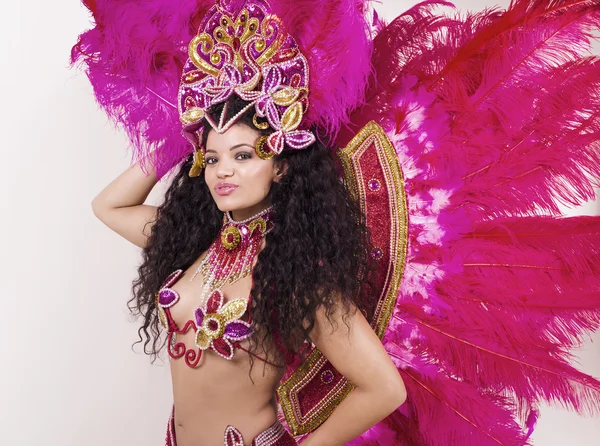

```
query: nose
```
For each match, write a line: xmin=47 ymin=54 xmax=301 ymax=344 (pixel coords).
xmin=215 ymin=157 xmax=234 ymax=178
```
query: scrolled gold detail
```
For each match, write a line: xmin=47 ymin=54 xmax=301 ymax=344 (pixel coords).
xmin=248 ymin=217 xmax=267 ymax=234
xmin=256 ymin=15 xmax=285 ymax=65
xmin=240 ymin=14 xmax=259 ymax=43
xmin=214 ymin=15 xmax=234 ymax=44
xmin=189 ymin=34 xmax=219 ymax=76
xmin=253 ymin=114 xmax=269 ymax=130
xmin=255 ymin=136 xmax=274 ymax=160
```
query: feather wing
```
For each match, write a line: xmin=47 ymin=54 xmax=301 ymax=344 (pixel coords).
xmin=339 ymin=1 xmax=600 ymax=444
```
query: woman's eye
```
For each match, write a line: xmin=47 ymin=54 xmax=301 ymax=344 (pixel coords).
xmin=205 ymin=157 xmax=217 ymax=165
xmin=236 ymin=152 xmax=252 ymax=160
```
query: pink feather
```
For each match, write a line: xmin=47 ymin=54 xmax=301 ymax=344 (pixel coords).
xmin=344 ymin=1 xmax=600 ymax=444
xmin=71 ymin=0 xmax=214 ymax=179
xmin=269 ymin=0 xmax=372 ymax=141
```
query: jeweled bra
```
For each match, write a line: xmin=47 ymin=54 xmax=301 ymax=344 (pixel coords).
xmin=155 ymin=207 xmax=276 ymax=368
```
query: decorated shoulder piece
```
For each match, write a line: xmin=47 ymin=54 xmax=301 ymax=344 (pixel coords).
xmin=277 ymin=121 xmax=408 ymax=434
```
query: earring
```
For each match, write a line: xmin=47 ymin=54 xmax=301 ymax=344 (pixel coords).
xmin=188 ymin=147 xmax=205 ymax=177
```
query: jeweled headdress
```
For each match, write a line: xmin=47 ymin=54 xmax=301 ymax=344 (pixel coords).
xmin=72 ymin=0 xmax=371 ymax=179
xmin=180 ymin=0 xmax=316 ymax=176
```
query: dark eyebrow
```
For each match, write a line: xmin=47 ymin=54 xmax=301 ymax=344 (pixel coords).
xmin=205 ymin=143 xmax=255 ymax=154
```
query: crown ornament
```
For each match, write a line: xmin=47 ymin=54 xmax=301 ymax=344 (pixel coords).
xmin=179 ymin=0 xmax=316 ymax=176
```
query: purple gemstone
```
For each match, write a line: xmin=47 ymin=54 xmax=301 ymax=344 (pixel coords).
xmin=194 ymin=307 xmax=205 ymax=326
xmin=158 ymin=288 xmax=179 ymax=307
xmin=368 ymin=179 xmax=381 ymax=192
xmin=321 ymin=370 xmax=335 ymax=384
xmin=224 ymin=321 xmax=252 ymax=340
xmin=371 ymin=247 xmax=383 ymax=260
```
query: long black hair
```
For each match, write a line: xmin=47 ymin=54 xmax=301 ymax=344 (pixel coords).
xmin=129 ymin=95 xmax=377 ymax=364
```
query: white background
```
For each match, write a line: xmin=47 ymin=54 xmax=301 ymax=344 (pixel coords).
xmin=0 ymin=1 xmax=598 ymax=445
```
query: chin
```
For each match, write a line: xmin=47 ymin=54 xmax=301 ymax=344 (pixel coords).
xmin=213 ymin=196 xmax=248 ymax=213
xmin=214 ymin=201 xmax=237 ymax=213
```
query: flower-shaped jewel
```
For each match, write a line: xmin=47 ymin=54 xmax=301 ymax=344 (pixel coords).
xmin=194 ymin=289 xmax=252 ymax=360
xmin=255 ymin=65 xmax=315 ymax=155
xmin=204 ymin=64 xmax=262 ymax=105
xmin=265 ymin=104 xmax=316 ymax=154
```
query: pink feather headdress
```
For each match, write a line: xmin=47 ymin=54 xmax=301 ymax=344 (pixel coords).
xmin=72 ymin=0 xmax=372 ymax=179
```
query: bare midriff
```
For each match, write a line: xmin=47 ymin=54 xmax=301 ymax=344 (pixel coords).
xmin=166 ymin=258 xmax=285 ymax=446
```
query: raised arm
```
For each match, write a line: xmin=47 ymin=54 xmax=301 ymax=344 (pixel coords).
xmin=301 ymin=299 xmax=407 ymax=446
xmin=91 ymin=161 xmax=159 ymax=248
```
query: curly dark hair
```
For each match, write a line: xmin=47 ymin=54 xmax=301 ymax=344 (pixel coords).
xmin=129 ymin=95 xmax=377 ymax=365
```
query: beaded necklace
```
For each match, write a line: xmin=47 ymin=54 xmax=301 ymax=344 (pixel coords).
xmin=190 ymin=206 xmax=274 ymax=307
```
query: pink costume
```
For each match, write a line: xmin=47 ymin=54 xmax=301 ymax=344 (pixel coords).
xmin=73 ymin=0 xmax=600 ymax=444
xmin=156 ymin=208 xmax=295 ymax=445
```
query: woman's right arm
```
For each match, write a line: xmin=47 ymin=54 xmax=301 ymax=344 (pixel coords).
xmin=91 ymin=161 xmax=159 ymax=249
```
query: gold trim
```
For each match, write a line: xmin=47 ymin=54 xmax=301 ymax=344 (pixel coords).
xmin=188 ymin=33 xmax=219 ymax=77
xmin=188 ymin=149 xmax=205 ymax=177
xmin=253 ymin=114 xmax=269 ymax=130
xmin=338 ymin=121 xmax=408 ymax=338
xmin=248 ymin=217 xmax=267 ymax=234
xmin=256 ymin=15 xmax=285 ymax=65
xmin=180 ymin=107 xmax=205 ymax=125
xmin=203 ymin=313 xmax=226 ymax=338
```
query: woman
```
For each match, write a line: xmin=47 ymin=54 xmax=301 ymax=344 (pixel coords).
xmin=92 ymin=92 xmax=407 ymax=445
xmin=75 ymin=0 xmax=600 ymax=444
